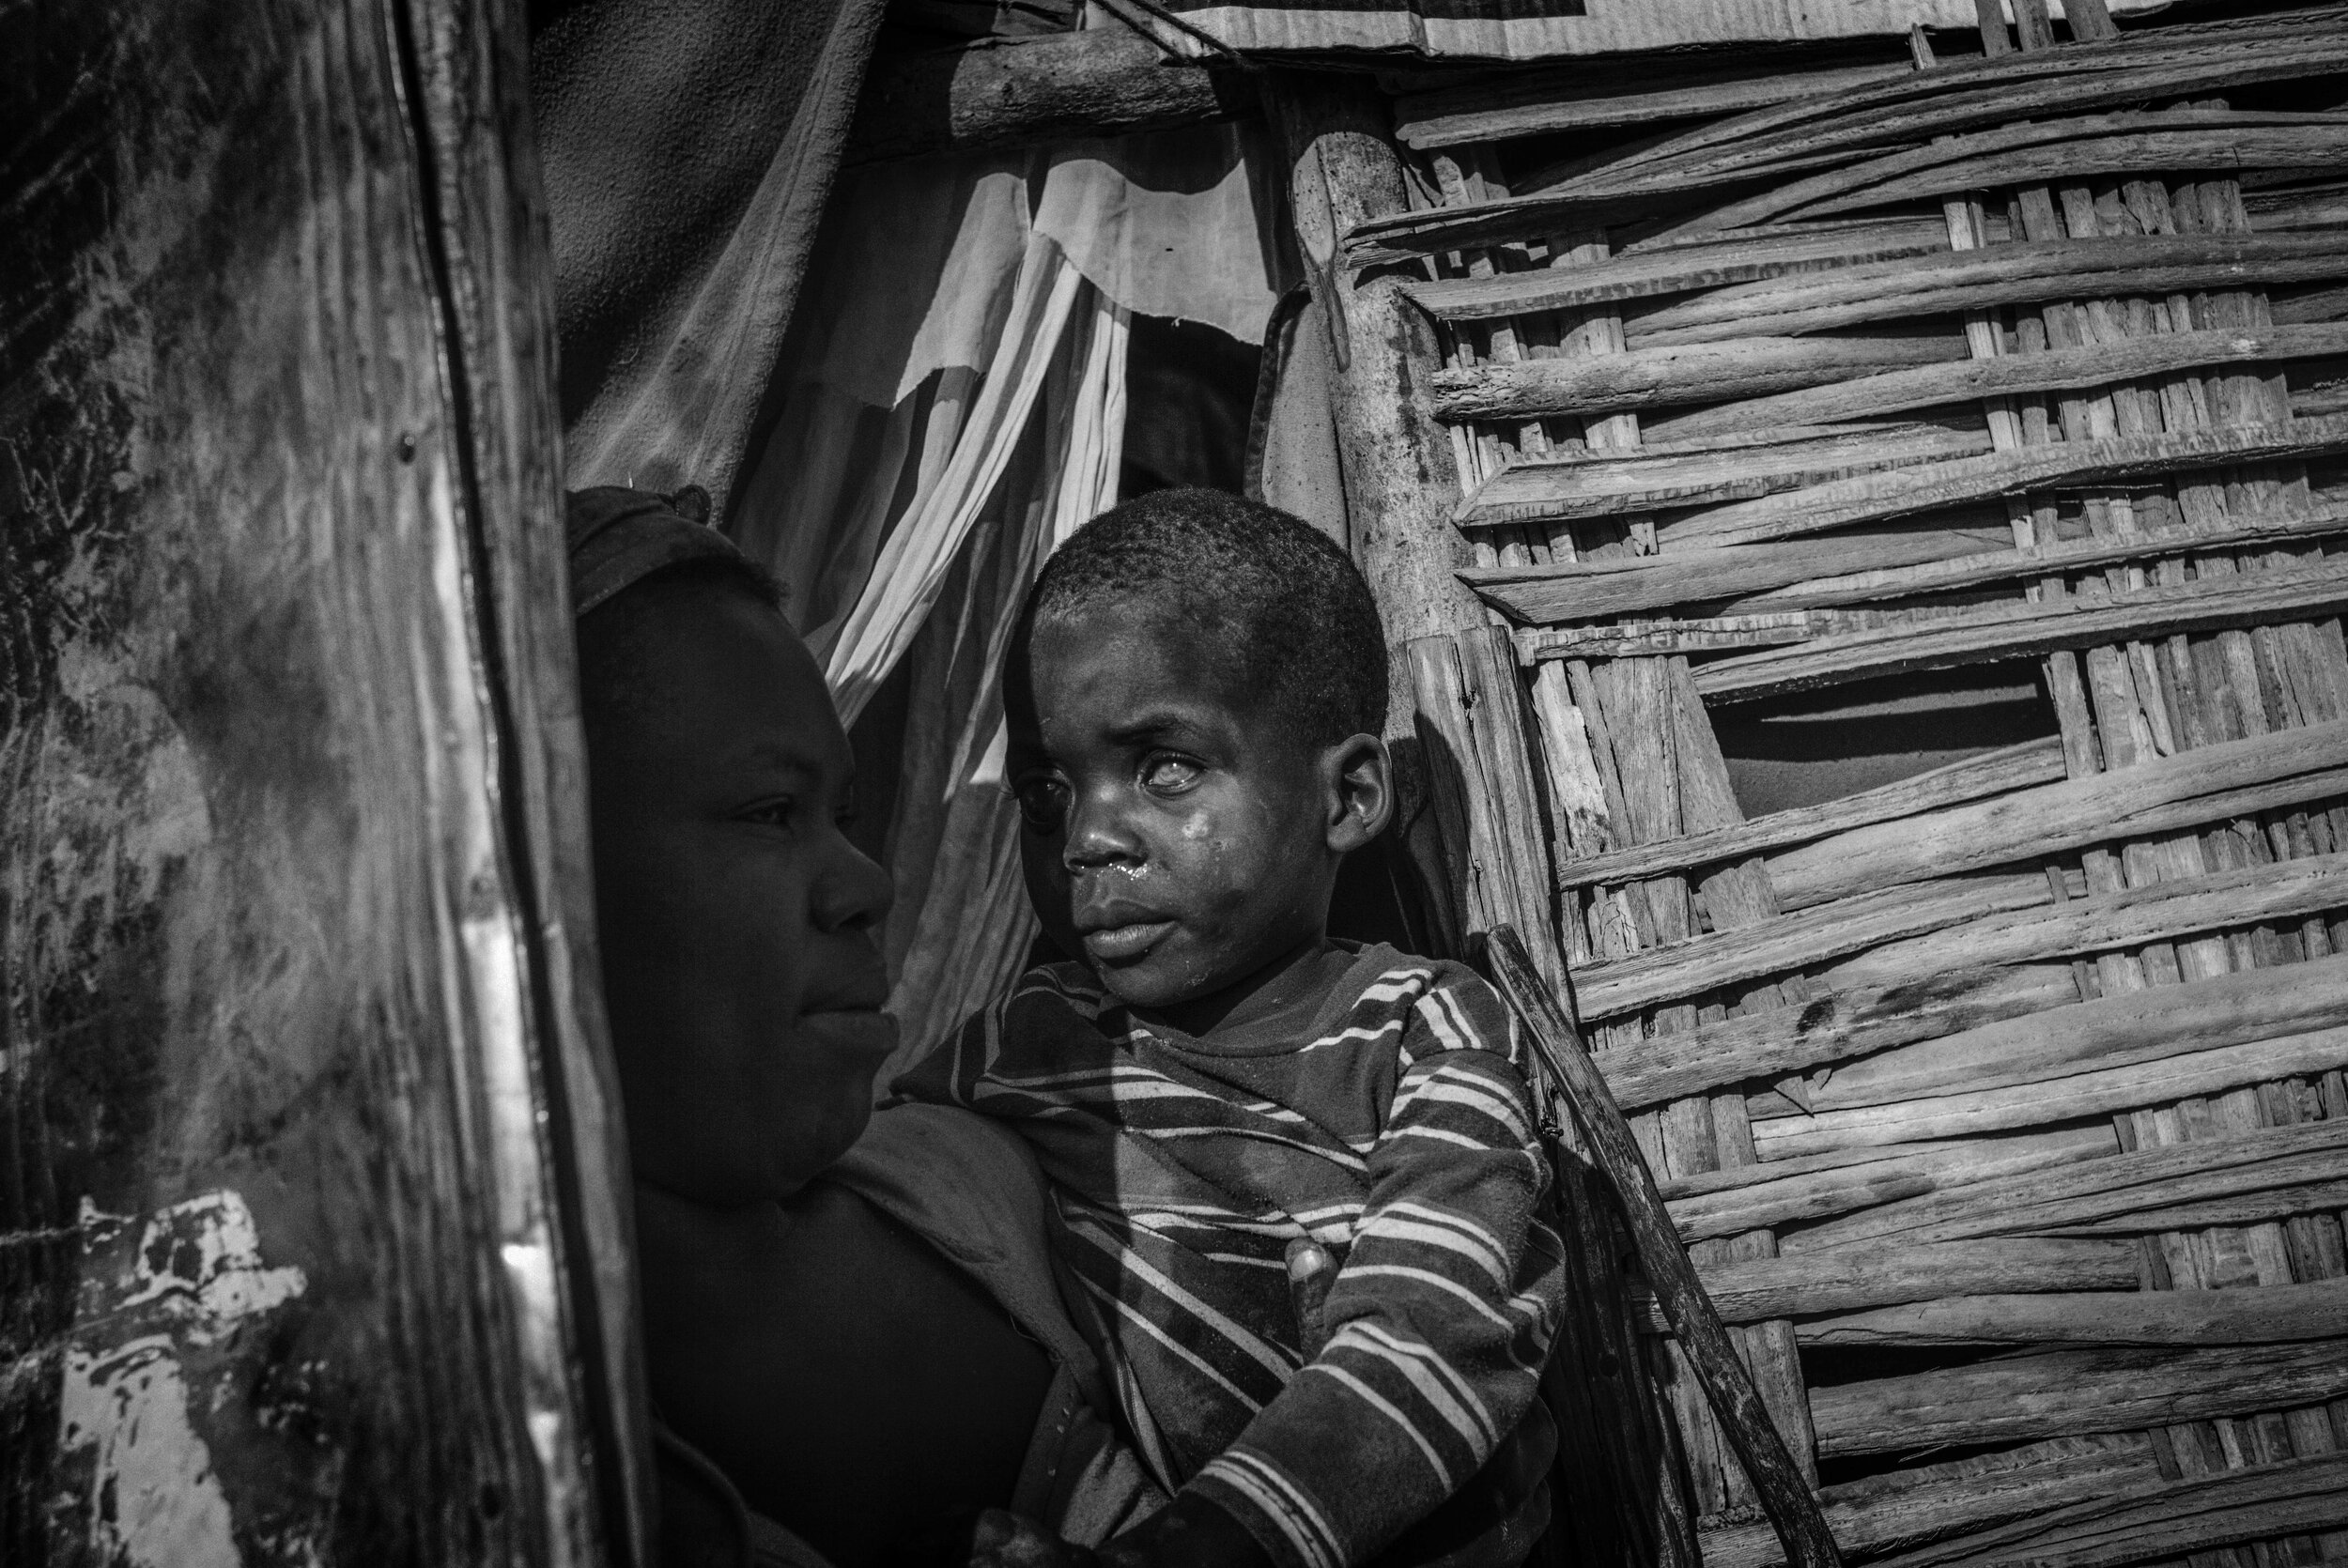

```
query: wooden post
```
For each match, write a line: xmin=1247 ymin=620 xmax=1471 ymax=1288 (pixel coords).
xmin=1264 ymin=70 xmax=1492 ymax=958
xmin=1487 ymin=929 xmax=1845 ymax=1568
xmin=1264 ymin=70 xmax=1702 ymax=1568
xmin=0 ymin=0 xmax=643 ymax=1559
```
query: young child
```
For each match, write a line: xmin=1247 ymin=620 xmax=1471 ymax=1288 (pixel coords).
xmin=895 ymin=490 xmax=1568 ymax=1568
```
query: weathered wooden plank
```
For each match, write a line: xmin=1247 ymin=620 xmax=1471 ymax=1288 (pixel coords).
xmin=1768 ymin=718 xmax=2348 ymax=908
xmin=1487 ymin=930 xmax=1843 ymax=1568
xmin=1459 ymin=424 xmax=1991 ymax=528
xmin=1603 ymin=963 xmax=2079 ymax=1114
xmin=1826 ymin=852 xmax=2348 ymax=992
xmin=1266 ymin=74 xmax=1487 ymax=961
xmin=1477 ymin=510 xmax=2348 ymax=626
xmin=1632 ymin=235 xmax=2348 ymax=347
xmin=844 ymin=28 xmax=1249 ymax=163
xmin=1597 ymin=14 xmax=2344 ymax=198
xmin=1640 ymin=1239 xmax=2141 ymax=1330
xmin=1697 ymin=113 xmax=2348 ymax=233
xmin=1807 ymin=1341 xmax=2348 ymax=1457
xmin=1785 ymin=1117 xmax=2348 ymax=1251
xmin=1871 ymin=1453 xmax=2348 ymax=1568
xmin=0 ymin=0 xmax=625 ymax=1555
xmin=1552 ymin=737 xmax=2066 ymax=894
xmin=1659 ymin=324 xmax=2348 ymax=440
xmin=2038 ymin=1180 xmax=2348 ymax=1238
xmin=1391 ymin=58 xmax=1914 ymax=150
xmin=1462 ymin=525 xmax=2003 ymax=623
xmin=1408 ymin=632 xmax=1567 ymax=991
xmin=1522 ymin=614 xmax=1856 ymax=659
xmin=1722 ymin=507 xmax=2348 ymax=612
xmin=1403 ymin=224 xmax=1952 ymax=323
xmin=1803 ymin=1280 xmax=2348 ymax=1347
xmin=1684 ymin=561 xmax=2348 ymax=701
xmin=1347 ymin=28 xmax=2348 ymax=263
xmin=1670 ymin=415 xmax=2348 ymax=546
xmin=1665 ymin=1126 xmax=2121 ymax=1244
xmin=1566 ymin=871 xmax=2053 ymax=1022
xmin=1699 ymin=1437 xmax=2163 ymax=1568
xmin=1433 ymin=333 xmax=1965 ymax=423
xmin=1577 ymin=847 xmax=2348 ymax=1022
xmin=1811 ymin=951 xmax=2348 ymax=1112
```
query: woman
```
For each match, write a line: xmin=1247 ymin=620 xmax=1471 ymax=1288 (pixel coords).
xmin=565 ymin=487 xmax=1552 ymax=1568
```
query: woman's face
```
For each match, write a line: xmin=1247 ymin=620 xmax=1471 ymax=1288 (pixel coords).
xmin=580 ymin=578 xmax=895 ymax=1206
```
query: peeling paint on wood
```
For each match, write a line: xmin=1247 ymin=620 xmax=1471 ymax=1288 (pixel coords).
xmin=0 ymin=0 xmax=639 ymax=1557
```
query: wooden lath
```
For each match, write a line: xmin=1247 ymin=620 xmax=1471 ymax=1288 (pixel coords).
xmin=1306 ymin=0 xmax=2348 ymax=1562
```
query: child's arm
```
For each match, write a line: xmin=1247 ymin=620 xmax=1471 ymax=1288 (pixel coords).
xmin=1174 ymin=973 xmax=1568 ymax=1568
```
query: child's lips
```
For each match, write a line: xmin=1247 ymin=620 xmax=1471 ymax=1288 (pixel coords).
xmin=1081 ymin=918 xmax=1178 ymax=963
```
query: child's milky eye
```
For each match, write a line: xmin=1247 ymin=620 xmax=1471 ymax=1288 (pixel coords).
xmin=1142 ymin=757 xmax=1201 ymax=794
xmin=1014 ymin=776 xmax=1071 ymax=834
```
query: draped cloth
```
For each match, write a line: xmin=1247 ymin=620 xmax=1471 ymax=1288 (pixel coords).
xmin=536 ymin=0 xmax=1290 ymax=1064
xmin=534 ymin=0 xmax=889 ymax=503
xmin=730 ymin=125 xmax=1286 ymax=1064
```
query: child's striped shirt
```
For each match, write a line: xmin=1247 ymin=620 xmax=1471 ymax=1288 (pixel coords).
xmin=893 ymin=942 xmax=1568 ymax=1568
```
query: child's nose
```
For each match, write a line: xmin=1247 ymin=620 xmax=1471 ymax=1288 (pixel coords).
xmin=1062 ymin=789 xmax=1147 ymax=869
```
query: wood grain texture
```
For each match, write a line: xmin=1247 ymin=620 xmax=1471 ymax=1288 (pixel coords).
xmin=0 ymin=0 xmax=627 ymax=1558
xmin=1488 ymin=929 xmax=1843 ymax=1568
xmin=1699 ymin=1437 xmax=2163 ymax=1568
xmin=1458 ymin=424 xmax=1991 ymax=529
xmin=1809 ymin=951 xmax=2348 ymax=1112
xmin=1433 ymin=334 xmax=1965 ymax=423
xmin=845 ymin=28 xmax=1250 ymax=163
xmin=1392 ymin=58 xmax=1912 ymax=151
xmin=1633 ymin=235 xmax=2348 ymax=346
xmin=1552 ymin=737 xmax=2065 ymax=893
xmin=1660 ymin=324 xmax=2348 ymax=440
xmin=1685 ymin=560 xmax=2348 ymax=700
xmin=1807 ymin=1340 xmax=2348 ymax=1457
xmin=1403 ymin=224 xmax=1951 ymax=323
xmin=1767 ymin=718 xmax=2348 ymax=907
xmin=1800 ymin=1278 xmax=2348 ymax=1346
xmin=1602 ymin=963 xmax=2079 ymax=1114
xmin=1642 ymin=1239 xmax=2142 ymax=1329
xmin=1665 ymin=1127 xmax=2121 ymax=1244
xmin=1787 ymin=1117 xmax=2348 ymax=1251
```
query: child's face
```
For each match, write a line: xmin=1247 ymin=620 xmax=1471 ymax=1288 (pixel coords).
xmin=1006 ymin=606 xmax=1390 ymax=1018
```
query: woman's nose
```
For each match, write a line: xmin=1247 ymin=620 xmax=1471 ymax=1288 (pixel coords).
xmin=813 ymin=838 xmax=894 ymax=934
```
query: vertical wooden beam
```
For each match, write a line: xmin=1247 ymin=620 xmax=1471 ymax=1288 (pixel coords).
xmin=1266 ymin=70 xmax=1491 ymax=958
xmin=1263 ymin=73 xmax=1487 ymax=678
xmin=0 ymin=0 xmax=639 ymax=1559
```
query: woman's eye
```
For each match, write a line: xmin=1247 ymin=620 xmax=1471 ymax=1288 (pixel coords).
xmin=1014 ymin=777 xmax=1070 ymax=834
xmin=738 ymin=798 xmax=796 ymax=830
xmin=1142 ymin=757 xmax=1201 ymax=794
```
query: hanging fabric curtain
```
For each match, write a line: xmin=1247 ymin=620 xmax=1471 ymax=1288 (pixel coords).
xmin=731 ymin=123 xmax=1278 ymax=1068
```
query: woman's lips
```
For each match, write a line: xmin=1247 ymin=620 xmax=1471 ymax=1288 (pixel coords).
xmin=1082 ymin=918 xmax=1178 ymax=963
xmin=798 ymin=1007 xmax=899 ymax=1061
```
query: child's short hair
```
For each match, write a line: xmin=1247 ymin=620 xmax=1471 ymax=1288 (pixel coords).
xmin=1026 ymin=488 xmax=1387 ymax=744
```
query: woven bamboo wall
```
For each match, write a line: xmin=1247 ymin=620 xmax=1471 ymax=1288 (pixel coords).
xmin=1358 ymin=2 xmax=2348 ymax=1562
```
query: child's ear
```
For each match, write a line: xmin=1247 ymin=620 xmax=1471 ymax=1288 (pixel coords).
xmin=1323 ymin=733 xmax=1394 ymax=853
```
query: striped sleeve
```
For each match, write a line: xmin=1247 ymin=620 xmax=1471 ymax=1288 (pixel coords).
xmin=1184 ymin=971 xmax=1568 ymax=1568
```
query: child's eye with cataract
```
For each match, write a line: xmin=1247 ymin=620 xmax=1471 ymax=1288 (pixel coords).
xmin=1014 ymin=776 xmax=1071 ymax=833
xmin=1141 ymin=756 xmax=1202 ymax=794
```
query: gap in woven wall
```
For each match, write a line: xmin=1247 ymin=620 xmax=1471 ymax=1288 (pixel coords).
xmin=1707 ymin=661 xmax=2060 ymax=820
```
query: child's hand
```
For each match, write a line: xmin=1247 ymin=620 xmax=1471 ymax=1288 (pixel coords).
xmin=942 ymin=1509 xmax=1100 ymax=1568
xmin=1098 ymin=1494 xmax=1276 ymax=1568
